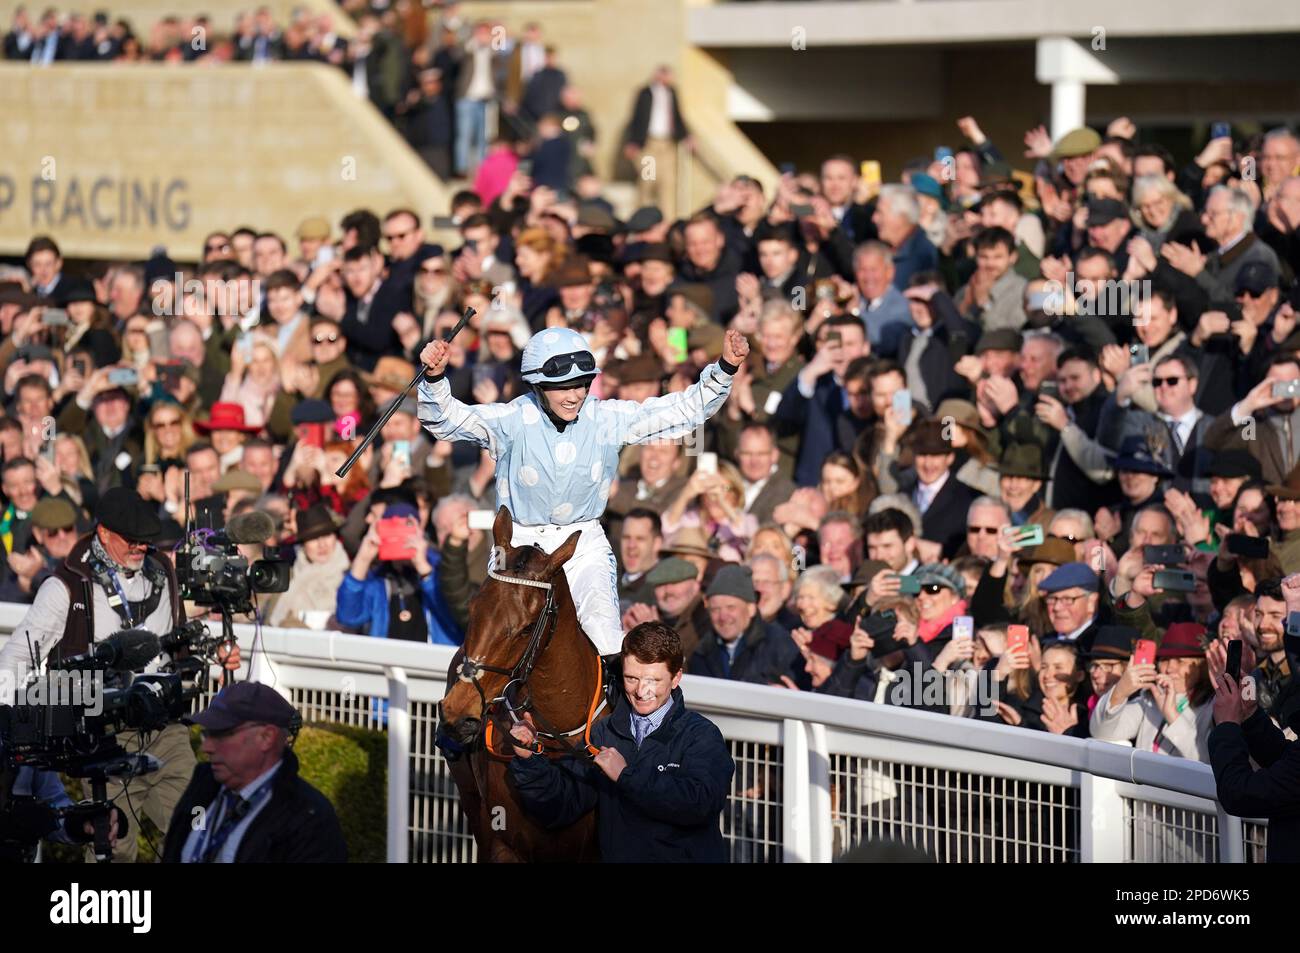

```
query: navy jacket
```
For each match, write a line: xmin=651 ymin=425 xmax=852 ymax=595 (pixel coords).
xmin=509 ymin=688 xmax=735 ymax=862
xmin=1210 ymin=708 xmax=1300 ymax=863
xmin=689 ymin=616 xmax=802 ymax=685
xmin=775 ymin=370 xmax=848 ymax=487
xmin=819 ymin=642 xmax=944 ymax=711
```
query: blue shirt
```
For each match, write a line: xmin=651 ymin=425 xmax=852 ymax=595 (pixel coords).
xmin=418 ymin=359 xmax=733 ymax=527
xmin=630 ymin=697 xmax=674 ymax=747
xmin=181 ymin=760 xmax=282 ymax=863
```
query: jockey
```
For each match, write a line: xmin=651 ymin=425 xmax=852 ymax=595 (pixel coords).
xmin=417 ymin=325 xmax=750 ymax=665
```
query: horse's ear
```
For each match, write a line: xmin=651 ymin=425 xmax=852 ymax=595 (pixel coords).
xmin=546 ymin=531 xmax=582 ymax=576
xmin=492 ymin=506 xmax=513 ymax=552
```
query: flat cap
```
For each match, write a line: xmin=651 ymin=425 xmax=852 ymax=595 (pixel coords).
xmin=705 ymin=565 xmax=757 ymax=603
xmin=645 ymin=556 xmax=700 ymax=588
xmin=1038 ymin=561 xmax=1100 ymax=593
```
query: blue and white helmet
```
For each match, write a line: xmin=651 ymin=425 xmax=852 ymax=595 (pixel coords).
xmin=520 ymin=327 xmax=599 ymax=386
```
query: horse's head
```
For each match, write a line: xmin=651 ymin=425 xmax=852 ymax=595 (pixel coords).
xmin=440 ymin=506 xmax=581 ymax=745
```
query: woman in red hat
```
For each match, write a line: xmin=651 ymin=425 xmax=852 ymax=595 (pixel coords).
xmin=194 ymin=401 xmax=262 ymax=472
xmin=1091 ymin=620 xmax=1214 ymax=761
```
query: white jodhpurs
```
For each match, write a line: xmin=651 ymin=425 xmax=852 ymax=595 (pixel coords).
xmin=488 ymin=519 xmax=624 ymax=655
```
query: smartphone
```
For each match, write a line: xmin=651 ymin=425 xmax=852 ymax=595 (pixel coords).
xmin=391 ymin=439 xmax=412 ymax=469
xmin=1211 ymin=121 xmax=1232 ymax=141
xmin=1272 ymin=380 xmax=1300 ymax=399
xmin=1007 ymin=625 xmax=1030 ymax=655
xmin=158 ymin=359 xmax=184 ymax=389
xmin=517 ymin=158 xmax=533 ymax=176
xmin=789 ymin=203 xmax=815 ymax=218
xmin=300 ymin=422 xmax=326 ymax=449
xmin=69 ymin=356 xmax=89 ymax=377
xmin=107 ymin=367 xmax=138 ymax=387
xmin=1226 ymin=534 xmax=1270 ymax=559
xmin=41 ymin=307 xmax=71 ymax=327
xmin=1153 ymin=569 xmax=1196 ymax=592
xmin=953 ymin=616 xmax=974 ymax=641
xmin=431 ymin=216 xmax=459 ymax=230
xmin=1225 ymin=639 xmax=1242 ymax=680
xmin=1132 ymin=638 xmax=1157 ymax=668
xmin=892 ymin=388 xmax=913 ymax=427
xmin=1013 ymin=524 xmax=1045 ymax=549
xmin=1143 ymin=544 xmax=1185 ymax=566
xmin=863 ymin=608 xmax=898 ymax=639
xmin=376 ymin=516 xmax=418 ymax=562
xmin=467 ymin=509 xmax=496 ymax=531
xmin=1129 ymin=343 xmax=1149 ymax=366
xmin=934 ymin=146 xmax=954 ymax=163
xmin=897 ymin=575 xmax=922 ymax=595
xmin=859 ymin=160 xmax=881 ymax=186
xmin=697 ymin=452 xmax=718 ymax=476
xmin=814 ymin=279 xmax=836 ymax=302
xmin=1038 ymin=379 xmax=1060 ymax=400
xmin=666 ymin=327 xmax=689 ymax=365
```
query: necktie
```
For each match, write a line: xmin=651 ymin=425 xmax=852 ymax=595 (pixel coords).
xmin=1167 ymin=418 xmax=1184 ymax=455
xmin=200 ymin=789 xmax=248 ymax=863
xmin=633 ymin=715 xmax=651 ymax=746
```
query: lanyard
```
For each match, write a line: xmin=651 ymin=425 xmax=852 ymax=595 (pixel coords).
xmin=104 ymin=567 xmax=135 ymax=627
xmin=191 ymin=779 xmax=273 ymax=863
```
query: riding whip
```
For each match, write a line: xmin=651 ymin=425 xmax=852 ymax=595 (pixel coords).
xmin=335 ymin=306 xmax=476 ymax=478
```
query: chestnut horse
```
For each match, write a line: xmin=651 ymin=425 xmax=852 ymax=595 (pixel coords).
xmin=437 ymin=507 xmax=609 ymax=862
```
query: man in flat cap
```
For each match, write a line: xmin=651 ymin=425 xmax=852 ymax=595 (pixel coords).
xmin=0 ymin=486 xmax=198 ymax=862
xmin=0 ymin=496 xmax=80 ymax=604
xmin=621 ymin=556 xmax=710 ymax=661
xmin=688 ymin=565 xmax=801 ymax=683
xmin=1038 ymin=561 xmax=1104 ymax=654
xmin=164 ymin=681 xmax=346 ymax=863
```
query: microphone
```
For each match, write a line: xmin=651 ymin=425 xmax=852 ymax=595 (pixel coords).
xmin=50 ymin=628 xmax=161 ymax=673
xmin=224 ymin=510 xmax=276 ymax=545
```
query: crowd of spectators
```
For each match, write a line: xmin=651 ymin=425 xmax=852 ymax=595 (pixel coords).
xmin=5 ymin=4 xmax=1300 ymax=770
xmin=3 ymin=4 xmax=622 ymax=191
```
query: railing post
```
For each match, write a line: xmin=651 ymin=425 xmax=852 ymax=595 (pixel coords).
xmin=385 ymin=667 xmax=410 ymax=864
xmin=808 ymin=722 xmax=833 ymax=863
xmin=1080 ymin=773 xmax=1125 ymax=862
xmin=782 ymin=717 xmax=811 ymax=862
xmin=1216 ymin=808 xmax=1245 ymax=863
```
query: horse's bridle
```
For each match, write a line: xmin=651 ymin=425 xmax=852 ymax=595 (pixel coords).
xmin=456 ymin=561 xmax=606 ymax=758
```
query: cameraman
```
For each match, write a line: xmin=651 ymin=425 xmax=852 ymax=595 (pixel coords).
xmin=1 ymin=762 xmax=127 ymax=862
xmin=0 ymin=486 xmax=207 ymax=863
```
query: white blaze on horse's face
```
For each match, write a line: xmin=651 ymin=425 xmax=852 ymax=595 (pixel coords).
xmin=622 ymin=656 xmax=681 ymax=717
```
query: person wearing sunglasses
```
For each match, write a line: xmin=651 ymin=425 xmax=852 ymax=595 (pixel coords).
xmin=0 ymin=487 xmax=206 ymax=862
xmin=1100 ymin=353 xmax=1209 ymax=496
xmin=418 ymin=324 xmax=749 ymax=667
xmin=0 ymin=496 xmax=81 ymax=604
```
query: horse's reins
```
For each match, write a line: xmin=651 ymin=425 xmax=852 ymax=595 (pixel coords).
xmin=459 ymin=564 xmax=606 ymax=760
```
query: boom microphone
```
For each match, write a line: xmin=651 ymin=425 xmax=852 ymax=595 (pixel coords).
xmin=224 ymin=510 xmax=277 ymax=545
xmin=50 ymin=628 xmax=161 ymax=673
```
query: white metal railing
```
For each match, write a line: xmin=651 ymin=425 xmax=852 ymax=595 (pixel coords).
xmin=0 ymin=605 xmax=1267 ymax=863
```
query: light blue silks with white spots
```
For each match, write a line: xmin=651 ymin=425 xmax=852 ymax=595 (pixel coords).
xmin=417 ymin=360 xmax=733 ymax=528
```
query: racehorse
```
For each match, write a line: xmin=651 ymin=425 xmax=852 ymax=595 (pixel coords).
xmin=437 ymin=507 xmax=609 ymax=862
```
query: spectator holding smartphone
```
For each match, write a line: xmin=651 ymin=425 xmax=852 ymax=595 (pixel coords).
xmin=1091 ymin=618 xmax=1214 ymax=761
xmin=335 ymin=501 xmax=461 ymax=644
